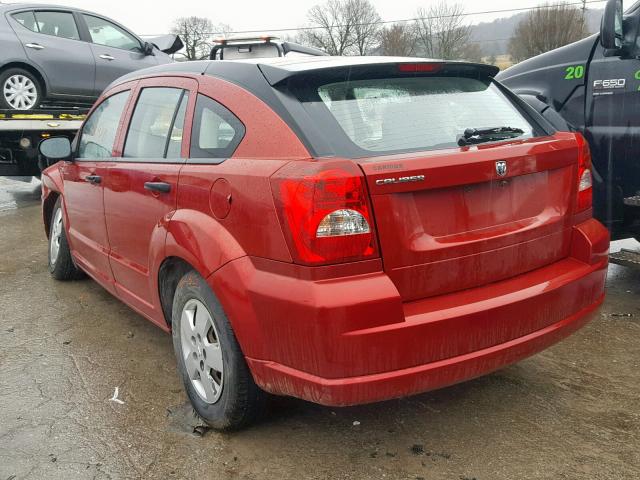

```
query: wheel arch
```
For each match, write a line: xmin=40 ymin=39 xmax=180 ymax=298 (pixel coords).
xmin=41 ymin=169 xmax=64 ymax=238
xmin=158 ymin=209 xmax=247 ymax=329
xmin=42 ymin=190 xmax=59 ymax=238
xmin=0 ymin=61 xmax=48 ymax=97
xmin=157 ymin=256 xmax=197 ymax=329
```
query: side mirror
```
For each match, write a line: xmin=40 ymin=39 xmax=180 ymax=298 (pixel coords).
xmin=143 ymin=41 xmax=155 ymax=56
xmin=601 ymin=0 xmax=624 ymax=50
xmin=39 ymin=137 xmax=72 ymax=163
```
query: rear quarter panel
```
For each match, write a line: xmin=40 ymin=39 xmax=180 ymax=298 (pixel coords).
xmin=167 ymin=76 xmax=310 ymax=277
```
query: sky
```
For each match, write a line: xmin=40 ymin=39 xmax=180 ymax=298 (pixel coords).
xmin=0 ymin=0 xmax=606 ymax=36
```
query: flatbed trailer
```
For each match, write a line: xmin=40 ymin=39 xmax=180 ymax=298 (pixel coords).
xmin=0 ymin=108 xmax=86 ymax=176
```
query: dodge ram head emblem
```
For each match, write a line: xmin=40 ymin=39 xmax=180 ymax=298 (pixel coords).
xmin=495 ymin=161 xmax=507 ymax=177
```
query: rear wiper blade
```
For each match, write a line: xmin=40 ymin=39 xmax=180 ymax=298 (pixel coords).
xmin=457 ymin=126 xmax=525 ymax=146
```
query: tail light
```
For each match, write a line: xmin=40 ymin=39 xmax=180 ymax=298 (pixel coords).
xmin=398 ymin=63 xmax=443 ymax=73
xmin=270 ymin=160 xmax=378 ymax=266
xmin=575 ymin=133 xmax=593 ymax=213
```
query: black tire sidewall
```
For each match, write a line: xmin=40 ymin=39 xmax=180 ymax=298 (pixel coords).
xmin=48 ymin=197 xmax=81 ymax=280
xmin=0 ymin=67 xmax=42 ymax=110
xmin=171 ymin=271 xmax=256 ymax=430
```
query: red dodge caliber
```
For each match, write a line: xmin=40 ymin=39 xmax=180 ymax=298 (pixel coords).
xmin=39 ymin=57 xmax=609 ymax=430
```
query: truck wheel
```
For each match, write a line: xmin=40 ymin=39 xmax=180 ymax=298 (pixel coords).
xmin=0 ymin=68 xmax=42 ymax=110
xmin=48 ymin=197 xmax=84 ymax=280
xmin=171 ymin=270 xmax=265 ymax=431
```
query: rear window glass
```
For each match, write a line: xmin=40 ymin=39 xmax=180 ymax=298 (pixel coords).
xmin=190 ymin=94 xmax=245 ymax=159
xmin=307 ymin=76 xmax=534 ymax=155
xmin=13 ymin=10 xmax=80 ymax=40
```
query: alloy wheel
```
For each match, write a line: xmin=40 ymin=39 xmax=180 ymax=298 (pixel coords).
xmin=49 ymin=208 xmax=63 ymax=265
xmin=180 ymin=299 xmax=224 ymax=403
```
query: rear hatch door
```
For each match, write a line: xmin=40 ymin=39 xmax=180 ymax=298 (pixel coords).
xmin=359 ymin=134 xmax=579 ymax=301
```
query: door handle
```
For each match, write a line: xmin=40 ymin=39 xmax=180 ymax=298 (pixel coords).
xmin=85 ymin=175 xmax=102 ymax=184
xmin=144 ymin=182 xmax=171 ymax=193
xmin=99 ymin=54 xmax=115 ymax=61
xmin=25 ymin=43 xmax=44 ymax=50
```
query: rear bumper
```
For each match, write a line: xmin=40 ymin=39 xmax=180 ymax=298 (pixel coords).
xmin=210 ymin=219 xmax=608 ymax=406
xmin=247 ymin=298 xmax=601 ymax=406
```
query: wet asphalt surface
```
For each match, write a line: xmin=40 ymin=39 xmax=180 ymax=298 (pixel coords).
xmin=0 ymin=176 xmax=639 ymax=480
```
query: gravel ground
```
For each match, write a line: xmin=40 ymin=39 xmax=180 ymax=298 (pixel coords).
xmin=1 ymin=177 xmax=639 ymax=480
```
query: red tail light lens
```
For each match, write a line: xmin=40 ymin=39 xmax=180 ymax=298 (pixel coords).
xmin=575 ymin=133 xmax=593 ymax=213
xmin=398 ymin=63 xmax=443 ymax=73
xmin=271 ymin=161 xmax=378 ymax=266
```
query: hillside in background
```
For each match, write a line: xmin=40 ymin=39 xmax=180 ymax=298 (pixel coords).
xmin=470 ymin=8 xmax=603 ymax=57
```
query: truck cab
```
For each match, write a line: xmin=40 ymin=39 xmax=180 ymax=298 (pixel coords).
xmin=209 ymin=36 xmax=327 ymax=60
xmin=498 ymin=0 xmax=640 ymax=241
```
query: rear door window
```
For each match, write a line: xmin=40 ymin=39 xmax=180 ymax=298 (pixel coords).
xmin=123 ymin=87 xmax=188 ymax=159
xmin=12 ymin=11 xmax=38 ymax=32
xmin=78 ymin=90 xmax=130 ymax=159
xmin=190 ymin=94 xmax=245 ymax=159
xmin=13 ymin=10 xmax=80 ymax=40
xmin=166 ymin=94 xmax=189 ymax=159
xmin=30 ymin=11 xmax=80 ymax=40
xmin=304 ymin=76 xmax=534 ymax=156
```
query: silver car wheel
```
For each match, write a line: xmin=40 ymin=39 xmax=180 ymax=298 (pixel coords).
xmin=180 ymin=299 xmax=224 ymax=404
xmin=3 ymin=74 xmax=38 ymax=110
xmin=49 ymin=207 xmax=63 ymax=265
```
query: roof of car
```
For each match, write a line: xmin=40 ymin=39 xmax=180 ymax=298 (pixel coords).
xmin=0 ymin=3 xmax=92 ymax=13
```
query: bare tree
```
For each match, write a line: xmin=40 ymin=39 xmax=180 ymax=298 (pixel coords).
xmin=299 ymin=0 xmax=355 ymax=55
xmin=414 ymin=1 xmax=472 ymax=59
xmin=508 ymin=3 xmax=587 ymax=63
xmin=350 ymin=0 xmax=382 ymax=55
xmin=299 ymin=0 xmax=381 ymax=55
xmin=171 ymin=17 xmax=230 ymax=60
xmin=379 ymin=23 xmax=417 ymax=57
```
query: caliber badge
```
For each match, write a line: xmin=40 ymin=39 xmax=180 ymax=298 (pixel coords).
xmin=375 ymin=175 xmax=425 ymax=186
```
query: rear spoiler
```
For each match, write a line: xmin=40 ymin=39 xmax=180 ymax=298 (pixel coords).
xmin=258 ymin=60 xmax=500 ymax=87
xmin=146 ymin=34 xmax=184 ymax=54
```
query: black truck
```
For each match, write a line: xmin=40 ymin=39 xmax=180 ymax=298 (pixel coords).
xmin=498 ymin=0 xmax=640 ymax=260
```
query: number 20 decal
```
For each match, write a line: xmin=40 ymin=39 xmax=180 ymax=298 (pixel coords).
xmin=565 ymin=65 xmax=585 ymax=80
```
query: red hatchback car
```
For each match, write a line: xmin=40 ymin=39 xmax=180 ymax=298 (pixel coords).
xmin=39 ymin=57 xmax=609 ymax=430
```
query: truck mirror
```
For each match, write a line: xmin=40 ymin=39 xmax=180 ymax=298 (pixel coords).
xmin=39 ymin=137 xmax=72 ymax=163
xmin=601 ymin=0 xmax=624 ymax=50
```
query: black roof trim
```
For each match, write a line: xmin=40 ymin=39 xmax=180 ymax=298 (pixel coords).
xmin=104 ymin=61 xmax=210 ymax=91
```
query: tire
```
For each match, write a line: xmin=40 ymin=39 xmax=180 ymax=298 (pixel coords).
xmin=48 ymin=197 xmax=84 ymax=280
xmin=172 ymin=270 xmax=265 ymax=431
xmin=0 ymin=67 xmax=42 ymax=110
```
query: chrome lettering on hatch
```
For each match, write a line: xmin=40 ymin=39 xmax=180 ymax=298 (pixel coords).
xmin=495 ymin=161 xmax=507 ymax=177
xmin=376 ymin=175 xmax=425 ymax=186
